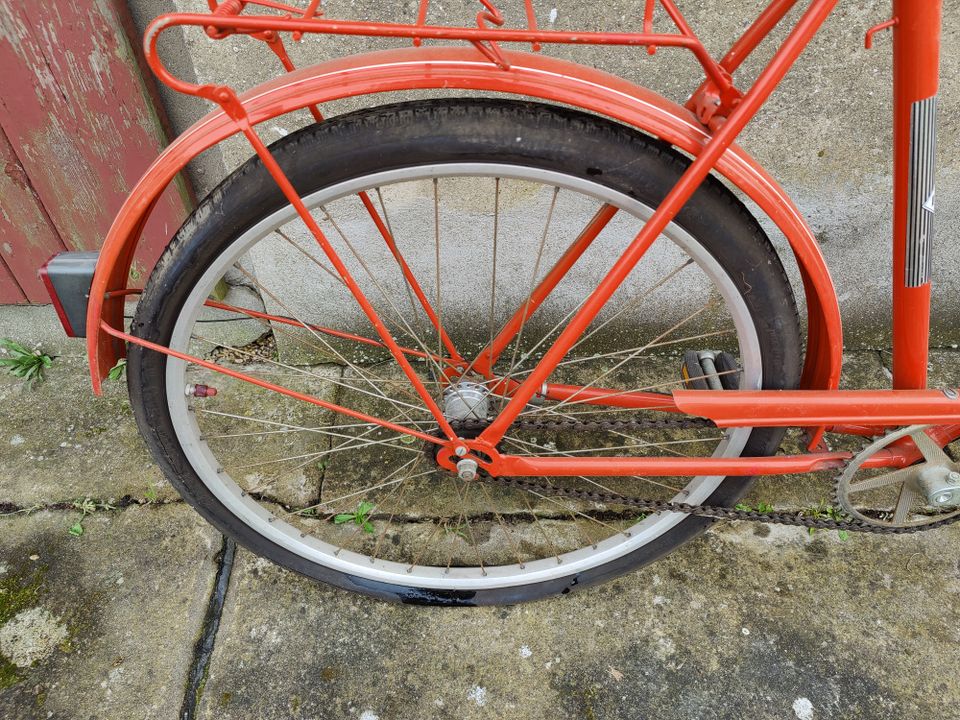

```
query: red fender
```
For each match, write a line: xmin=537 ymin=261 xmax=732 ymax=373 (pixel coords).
xmin=87 ymin=46 xmax=842 ymax=394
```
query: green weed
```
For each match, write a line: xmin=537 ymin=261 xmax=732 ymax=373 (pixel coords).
xmin=334 ymin=501 xmax=375 ymax=533
xmin=443 ymin=521 xmax=468 ymax=540
xmin=801 ymin=499 xmax=850 ymax=541
xmin=67 ymin=498 xmax=117 ymax=537
xmin=107 ymin=359 xmax=127 ymax=381
xmin=0 ymin=504 xmax=43 ymax=518
xmin=735 ymin=502 xmax=775 ymax=513
xmin=129 ymin=262 xmax=144 ymax=283
xmin=0 ymin=339 xmax=53 ymax=386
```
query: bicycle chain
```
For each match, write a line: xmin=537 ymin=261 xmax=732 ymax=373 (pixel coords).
xmin=456 ymin=416 xmax=960 ymax=536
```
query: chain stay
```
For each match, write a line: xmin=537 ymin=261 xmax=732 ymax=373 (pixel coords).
xmin=460 ymin=416 xmax=960 ymax=536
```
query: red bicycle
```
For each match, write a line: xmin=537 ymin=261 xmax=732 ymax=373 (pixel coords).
xmin=41 ymin=0 xmax=960 ymax=604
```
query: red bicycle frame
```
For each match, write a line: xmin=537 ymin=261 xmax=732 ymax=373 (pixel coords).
xmin=81 ymin=0 xmax=958 ymax=479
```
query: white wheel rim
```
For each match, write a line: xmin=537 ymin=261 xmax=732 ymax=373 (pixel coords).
xmin=164 ymin=164 xmax=762 ymax=591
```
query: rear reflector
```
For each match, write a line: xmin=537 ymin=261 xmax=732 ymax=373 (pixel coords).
xmin=39 ymin=252 xmax=99 ymax=338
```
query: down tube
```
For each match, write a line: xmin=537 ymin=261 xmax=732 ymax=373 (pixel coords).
xmin=478 ymin=0 xmax=840 ymax=444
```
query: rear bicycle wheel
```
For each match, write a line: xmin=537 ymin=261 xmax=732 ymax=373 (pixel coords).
xmin=128 ymin=99 xmax=801 ymax=604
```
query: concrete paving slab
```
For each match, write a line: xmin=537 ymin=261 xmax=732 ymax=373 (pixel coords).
xmin=197 ymin=521 xmax=960 ymax=720
xmin=0 ymin=503 xmax=220 ymax=719
xmin=0 ymin=357 xmax=341 ymax=509
xmin=1 ymin=321 xmax=959 ymax=719
xmin=0 ymin=356 xmax=170 ymax=506
xmin=0 ymin=306 xmax=87 ymax=359
xmin=926 ymin=349 xmax=960 ymax=388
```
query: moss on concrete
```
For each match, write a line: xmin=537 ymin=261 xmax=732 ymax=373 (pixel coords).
xmin=0 ymin=556 xmax=48 ymax=690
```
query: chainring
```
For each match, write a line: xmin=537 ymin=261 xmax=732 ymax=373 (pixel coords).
xmin=834 ymin=425 xmax=960 ymax=530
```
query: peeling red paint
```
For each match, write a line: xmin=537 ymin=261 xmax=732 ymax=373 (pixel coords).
xmin=0 ymin=123 xmax=62 ymax=301
xmin=0 ymin=0 xmax=189 ymax=303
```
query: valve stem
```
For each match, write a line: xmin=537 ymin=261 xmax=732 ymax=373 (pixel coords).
xmin=185 ymin=383 xmax=218 ymax=398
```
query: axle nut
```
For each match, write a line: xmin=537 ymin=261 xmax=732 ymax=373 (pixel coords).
xmin=456 ymin=458 xmax=478 ymax=481
xmin=934 ymin=493 xmax=954 ymax=506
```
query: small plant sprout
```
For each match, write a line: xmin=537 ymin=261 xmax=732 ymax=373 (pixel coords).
xmin=144 ymin=485 xmax=159 ymax=504
xmin=68 ymin=498 xmax=117 ymax=537
xmin=334 ymin=501 xmax=376 ymax=533
xmin=735 ymin=502 xmax=774 ymax=513
xmin=0 ymin=503 xmax=43 ymax=518
xmin=443 ymin=521 xmax=468 ymax=540
xmin=0 ymin=339 xmax=53 ymax=387
xmin=801 ymin=500 xmax=850 ymax=541
xmin=108 ymin=359 xmax=127 ymax=381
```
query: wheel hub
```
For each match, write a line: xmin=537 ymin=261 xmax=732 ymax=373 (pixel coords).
xmin=443 ymin=381 xmax=489 ymax=422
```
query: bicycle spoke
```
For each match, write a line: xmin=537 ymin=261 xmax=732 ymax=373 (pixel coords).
xmin=515 ymin=401 xmax=711 ymax=463
xmin=229 ymin=267 xmax=432 ymax=421
xmin=490 ymin=251 xmax=692 ymax=395
xmin=408 ymin=518 xmax=446 ymax=573
xmin=522 ymin=437 xmax=723 ymax=456
xmin=567 ymin=258 xmax=695 ymax=356
xmin=370 ymin=458 xmax=421 ymax=560
xmin=523 ymin=483 xmax=627 ymax=541
xmin=554 ymin=301 xmax=714 ymax=409
xmin=519 ymin=491 xmax=562 ymax=564
xmin=434 ymin=179 xmax=443 ymax=375
xmin=301 ymin=465 xmax=433 ymax=518
xmin=373 ymin=187 xmax=423 ymax=332
xmin=475 ymin=480 xmax=526 ymax=567
xmin=518 ymin=365 xmax=739 ymax=417
xmin=500 ymin=186 xmax=560 ymax=405
xmin=274 ymin=227 xmax=346 ymax=288
xmin=317 ymin=205 xmax=455 ymax=386
xmin=231 ymin=435 xmax=419 ymax=472
xmin=451 ymin=479 xmax=486 ymax=574
xmin=444 ymin=477 xmax=470 ymax=572
xmin=193 ymin=331 xmax=431 ymax=418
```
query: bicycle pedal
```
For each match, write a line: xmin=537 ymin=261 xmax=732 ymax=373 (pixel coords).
xmin=681 ymin=350 xmax=740 ymax=390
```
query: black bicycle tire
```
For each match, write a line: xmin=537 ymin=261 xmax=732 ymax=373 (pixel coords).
xmin=128 ymin=98 xmax=802 ymax=605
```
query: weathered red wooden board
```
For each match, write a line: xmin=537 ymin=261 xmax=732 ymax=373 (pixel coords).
xmin=0 ymin=257 xmax=25 ymax=304
xmin=0 ymin=0 xmax=190 ymax=302
xmin=0 ymin=123 xmax=64 ymax=302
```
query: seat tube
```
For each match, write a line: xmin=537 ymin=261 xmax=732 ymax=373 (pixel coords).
xmin=891 ymin=0 xmax=941 ymax=389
